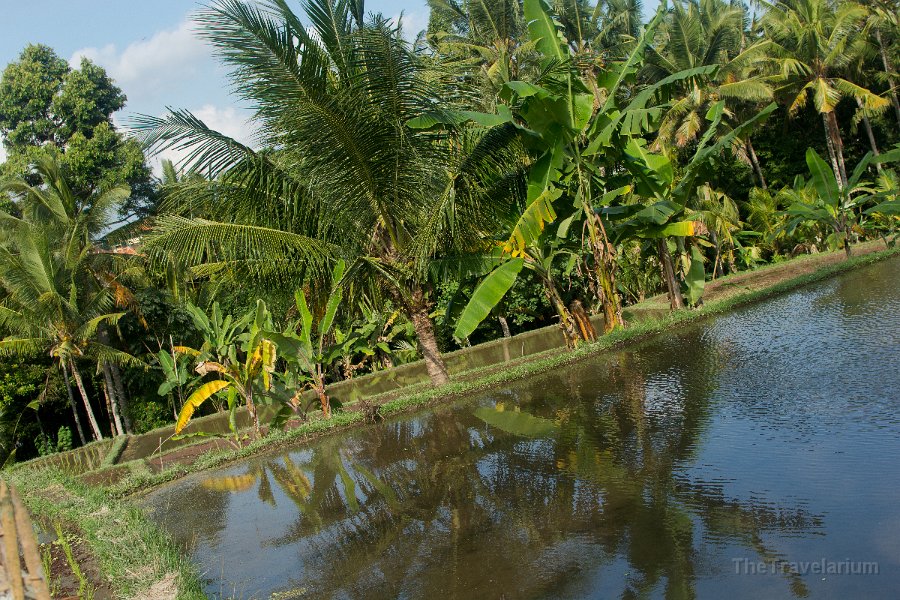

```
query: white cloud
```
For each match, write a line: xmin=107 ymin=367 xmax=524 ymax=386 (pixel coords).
xmin=69 ymin=19 xmax=210 ymax=103
xmin=0 ymin=143 xmax=6 ymax=164
xmin=146 ymin=104 xmax=257 ymax=176
xmin=70 ymin=19 xmax=258 ymax=177
xmin=193 ymin=105 xmax=255 ymax=142
xmin=391 ymin=11 xmax=428 ymax=42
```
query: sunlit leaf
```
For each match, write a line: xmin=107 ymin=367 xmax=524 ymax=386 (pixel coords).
xmin=175 ymin=379 xmax=232 ymax=434
xmin=454 ymin=258 xmax=524 ymax=340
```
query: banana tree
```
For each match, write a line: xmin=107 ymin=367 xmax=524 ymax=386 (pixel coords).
xmin=602 ymin=194 xmax=702 ymax=307
xmin=156 ymin=345 xmax=198 ymax=420
xmin=454 ymin=235 xmax=588 ymax=347
xmin=863 ymin=168 xmax=900 ymax=247
xmin=414 ymin=1 xmax=661 ymax=334
xmin=181 ymin=301 xmax=252 ymax=363
xmin=783 ymin=147 xmax=900 ymax=257
xmin=267 ymin=260 xmax=347 ymax=418
xmin=174 ymin=299 xmax=277 ymax=438
xmin=617 ymin=101 xmax=776 ymax=308
xmin=417 ymin=1 xmax=742 ymax=327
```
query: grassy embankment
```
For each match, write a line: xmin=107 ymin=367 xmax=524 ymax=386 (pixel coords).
xmin=3 ymin=468 xmax=205 ymax=599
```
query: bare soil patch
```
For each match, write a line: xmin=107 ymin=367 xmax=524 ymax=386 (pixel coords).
xmin=38 ymin=519 xmax=114 ymax=600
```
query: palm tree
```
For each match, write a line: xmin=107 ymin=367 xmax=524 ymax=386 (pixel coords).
xmin=642 ymin=0 xmax=774 ymax=188
xmin=762 ymin=0 xmax=889 ymax=186
xmin=0 ymin=159 xmax=140 ymax=442
xmin=860 ymin=0 xmax=900 ymax=126
xmin=693 ymin=184 xmax=741 ymax=276
xmin=425 ymin=0 xmax=537 ymax=103
xmin=590 ymin=0 xmax=645 ymax=58
xmin=136 ymin=0 xmax=519 ymax=386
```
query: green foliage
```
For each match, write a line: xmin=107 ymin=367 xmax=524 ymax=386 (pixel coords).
xmin=615 ymin=241 xmax=663 ymax=304
xmin=0 ymin=45 xmax=155 ymax=219
xmin=455 ymin=258 xmax=525 ymax=340
xmin=782 ymin=147 xmax=900 ymax=253
xmin=0 ymin=355 xmax=66 ymax=462
xmin=1 ymin=0 xmax=899 ymax=448
xmin=0 ymin=157 xmax=142 ymax=443
xmin=36 ymin=426 xmax=73 ymax=457
xmin=683 ymin=246 xmax=707 ymax=306
xmin=333 ymin=300 xmax=419 ymax=377
xmin=156 ymin=349 xmax=192 ymax=398
xmin=172 ymin=299 xmax=278 ymax=438
xmin=268 ymin=261 xmax=349 ymax=417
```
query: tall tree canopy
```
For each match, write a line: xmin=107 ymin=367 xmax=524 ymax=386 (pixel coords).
xmin=0 ymin=44 xmax=155 ymax=222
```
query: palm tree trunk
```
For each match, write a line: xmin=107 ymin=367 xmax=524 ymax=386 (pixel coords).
xmin=109 ymin=363 xmax=133 ymax=434
xmin=102 ymin=363 xmax=125 ymax=436
xmin=98 ymin=327 xmax=132 ymax=434
xmin=822 ymin=111 xmax=848 ymax=187
xmin=60 ymin=364 xmax=87 ymax=445
xmin=68 ymin=359 xmax=103 ymax=441
xmin=746 ymin=138 xmax=767 ymax=190
xmin=658 ymin=239 xmax=684 ymax=310
xmin=857 ymin=97 xmax=881 ymax=170
xmin=101 ymin=378 xmax=119 ymax=437
xmin=407 ymin=287 xmax=450 ymax=386
xmin=876 ymin=28 xmax=900 ymax=127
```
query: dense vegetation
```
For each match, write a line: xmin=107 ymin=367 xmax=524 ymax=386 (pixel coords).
xmin=0 ymin=0 xmax=897 ymax=461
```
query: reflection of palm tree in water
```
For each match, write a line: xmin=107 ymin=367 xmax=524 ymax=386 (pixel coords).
xmin=549 ymin=342 xmax=816 ymax=597
xmin=198 ymin=337 xmax=819 ymax=598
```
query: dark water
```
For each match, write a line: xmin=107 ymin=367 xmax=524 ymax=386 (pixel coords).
xmin=144 ymin=258 xmax=900 ymax=599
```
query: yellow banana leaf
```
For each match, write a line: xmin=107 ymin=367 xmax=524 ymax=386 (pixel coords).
xmin=201 ymin=473 xmax=257 ymax=492
xmin=172 ymin=345 xmax=200 ymax=357
xmin=175 ymin=379 xmax=231 ymax=434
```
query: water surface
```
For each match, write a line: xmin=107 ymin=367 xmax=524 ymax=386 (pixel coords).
xmin=145 ymin=257 xmax=900 ymax=599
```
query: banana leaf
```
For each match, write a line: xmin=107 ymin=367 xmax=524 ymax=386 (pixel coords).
xmin=454 ymin=258 xmax=525 ymax=340
xmin=474 ymin=406 xmax=558 ymax=437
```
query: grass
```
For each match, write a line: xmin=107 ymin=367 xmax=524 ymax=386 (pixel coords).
xmin=100 ymin=436 xmax=130 ymax=468
xmin=102 ymin=244 xmax=898 ymax=498
xmin=5 ymin=468 xmax=205 ymax=599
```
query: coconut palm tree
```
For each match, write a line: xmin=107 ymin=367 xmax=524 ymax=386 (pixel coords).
xmin=0 ymin=159 xmax=140 ymax=442
xmin=762 ymin=0 xmax=889 ymax=187
xmin=135 ymin=0 xmax=520 ymax=386
xmin=590 ymin=0 xmax=645 ymax=58
xmin=425 ymin=0 xmax=538 ymax=103
xmin=860 ymin=0 xmax=900 ymax=126
xmin=642 ymin=0 xmax=775 ymax=188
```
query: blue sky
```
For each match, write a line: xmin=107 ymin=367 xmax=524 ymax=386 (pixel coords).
xmin=1 ymin=0 xmax=432 ymax=166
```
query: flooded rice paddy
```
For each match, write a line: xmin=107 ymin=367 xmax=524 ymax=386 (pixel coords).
xmin=144 ymin=257 xmax=900 ymax=599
